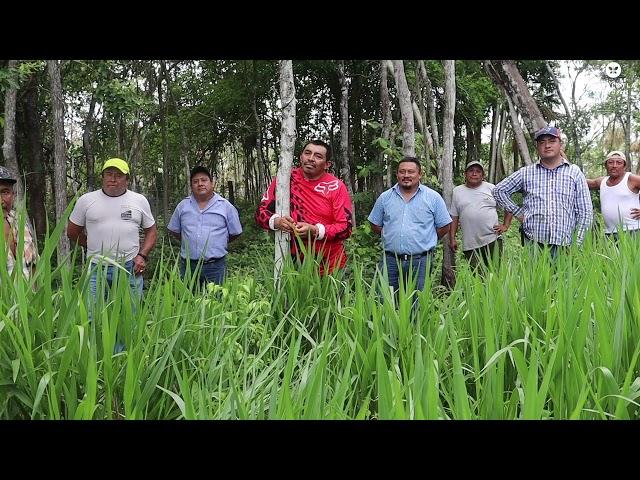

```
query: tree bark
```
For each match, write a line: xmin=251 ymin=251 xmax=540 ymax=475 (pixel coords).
xmin=337 ymin=60 xmax=356 ymax=226
xmin=47 ymin=60 xmax=70 ymax=261
xmin=158 ymin=60 xmax=170 ymax=224
xmin=488 ymin=102 xmax=500 ymax=184
xmin=414 ymin=61 xmax=434 ymax=160
xmin=495 ymin=108 xmax=507 ymax=181
xmin=21 ymin=72 xmax=47 ymax=238
xmin=82 ymin=92 xmax=98 ymax=191
xmin=379 ymin=60 xmax=393 ymax=192
xmin=440 ymin=60 xmax=456 ymax=289
xmin=251 ymin=61 xmax=270 ymax=196
xmin=418 ymin=60 xmax=440 ymax=175
xmin=275 ymin=60 xmax=296 ymax=285
xmin=504 ymin=93 xmax=532 ymax=167
xmin=392 ymin=60 xmax=415 ymax=157
xmin=2 ymin=60 xmax=23 ymax=200
xmin=485 ymin=60 xmax=547 ymax=137
xmin=545 ymin=61 xmax=582 ymax=169
xmin=625 ymin=79 xmax=632 ymax=172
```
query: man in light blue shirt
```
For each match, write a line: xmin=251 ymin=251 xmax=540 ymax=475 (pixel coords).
xmin=368 ymin=157 xmax=452 ymax=292
xmin=168 ymin=166 xmax=242 ymax=286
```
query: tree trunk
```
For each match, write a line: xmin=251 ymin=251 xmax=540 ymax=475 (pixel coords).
xmin=440 ymin=60 xmax=456 ymax=289
xmin=21 ymin=73 xmax=47 ymax=238
xmin=392 ymin=60 xmax=415 ymax=157
xmin=513 ymin=138 xmax=520 ymax=171
xmin=275 ymin=60 xmax=296 ymax=285
xmin=488 ymin=102 xmax=500 ymax=184
xmin=414 ymin=61 xmax=434 ymax=160
xmin=504 ymin=94 xmax=533 ymax=167
xmin=337 ymin=60 xmax=356 ymax=226
xmin=158 ymin=60 xmax=170 ymax=225
xmin=2 ymin=60 xmax=23 ymax=200
xmin=83 ymin=92 xmax=98 ymax=191
xmin=626 ymin=79 xmax=632 ymax=172
xmin=545 ymin=61 xmax=582 ymax=168
xmin=570 ymin=63 xmax=586 ymax=168
xmin=485 ymin=60 xmax=547 ymax=137
xmin=495 ymin=108 xmax=507 ymax=181
xmin=418 ymin=60 xmax=440 ymax=176
xmin=47 ymin=60 xmax=70 ymax=261
xmin=251 ymin=61 xmax=270 ymax=197
xmin=379 ymin=60 xmax=393 ymax=192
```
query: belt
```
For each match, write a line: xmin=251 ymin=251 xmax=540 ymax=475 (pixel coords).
xmin=183 ymin=256 xmax=225 ymax=264
xmin=385 ymin=250 xmax=433 ymax=262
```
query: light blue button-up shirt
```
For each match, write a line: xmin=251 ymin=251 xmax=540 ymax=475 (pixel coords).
xmin=168 ymin=193 xmax=242 ymax=260
xmin=368 ymin=184 xmax=452 ymax=254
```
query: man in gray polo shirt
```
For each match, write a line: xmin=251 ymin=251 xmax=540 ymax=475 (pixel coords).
xmin=449 ymin=161 xmax=512 ymax=269
xmin=68 ymin=158 xmax=157 ymax=298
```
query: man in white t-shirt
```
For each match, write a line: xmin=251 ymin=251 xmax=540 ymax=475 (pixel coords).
xmin=449 ymin=161 xmax=513 ymax=268
xmin=67 ymin=158 xmax=158 ymax=303
xmin=586 ymin=151 xmax=640 ymax=239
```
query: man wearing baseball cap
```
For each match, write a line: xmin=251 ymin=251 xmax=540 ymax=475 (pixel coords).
xmin=493 ymin=125 xmax=593 ymax=258
xmin=1 ymin=166 xmax=38 ymax=279
xmin=67 ymin=158 xmax=157 ymax=347
xmin=586 ymin=150 xmax=640 ymax=238
xmin=449 ymin=160 xmax=513 ymax=269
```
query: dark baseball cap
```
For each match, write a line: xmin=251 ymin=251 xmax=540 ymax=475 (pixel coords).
xmin=534 ymin=126 xmax=562 ymax=140
xmin=0 ymin=166 xmax=17 ymax=184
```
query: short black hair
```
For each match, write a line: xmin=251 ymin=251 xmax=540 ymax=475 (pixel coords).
xmin=304 ymin=139 xmax=332 ymax=163
xmin=397 ymin=156 xmax=422 ymax=172
xmin=190 ymin=165 xmax=212 ymax=182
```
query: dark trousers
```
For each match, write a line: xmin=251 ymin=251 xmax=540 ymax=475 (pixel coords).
xmin=180 ymin=257 xmax=226 ymax=287
xmin=463 ymin=239 xmax=503 ymax=270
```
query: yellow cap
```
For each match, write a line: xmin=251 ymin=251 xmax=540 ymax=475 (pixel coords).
xmin=102 ymin=158 xmax=130 ymax=175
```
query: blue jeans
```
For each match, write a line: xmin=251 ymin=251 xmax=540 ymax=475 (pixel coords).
xmin=89 ymin=259 xmax=143 ymax=353
xmin=180 ymin=257 xmax=226 ymax=287
xmin=380 ymin=251 xmax=433 ymax=292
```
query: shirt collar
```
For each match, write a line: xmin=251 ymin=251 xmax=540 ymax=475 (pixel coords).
xmin=190 ymin=192 xmax=219 ymax=208
xmin=392 ymin=183 xmax=425 ymax=195
xmin=534 ymin=158 xmax=570 ymax=170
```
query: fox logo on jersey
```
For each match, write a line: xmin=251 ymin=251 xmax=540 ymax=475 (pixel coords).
xmin=314 ymin=180 xmax=340 ymax=195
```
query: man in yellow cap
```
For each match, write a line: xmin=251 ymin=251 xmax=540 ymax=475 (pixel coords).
xmin=67 ymin=158 xmax=157 ymax=348
xmin=586 ymin=151 xmax=640 ymax=239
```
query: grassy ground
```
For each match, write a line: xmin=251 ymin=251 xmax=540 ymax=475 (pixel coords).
xmin=1 ymin=203 xmax=639 ymax=419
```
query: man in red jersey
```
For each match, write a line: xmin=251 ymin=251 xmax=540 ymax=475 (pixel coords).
xmin=256 ymin=139 xmax=353 ymax=274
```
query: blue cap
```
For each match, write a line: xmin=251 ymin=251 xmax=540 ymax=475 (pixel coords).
xmin=534 ymin=126 xmax=562 ymax=140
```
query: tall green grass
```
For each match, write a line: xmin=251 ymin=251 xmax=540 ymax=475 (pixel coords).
xmin=1 ymin=214 xmax=640 ymax=419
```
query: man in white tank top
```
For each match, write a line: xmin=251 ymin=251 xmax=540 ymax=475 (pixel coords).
xmin=586 ymin=151 xmax=640 ymax=237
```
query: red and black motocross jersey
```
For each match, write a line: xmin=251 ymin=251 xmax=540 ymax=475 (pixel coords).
xmin=255 ymin=168 xmax=353 ymax=273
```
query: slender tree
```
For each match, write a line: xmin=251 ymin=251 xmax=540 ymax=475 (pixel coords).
xmin=47 ymin=59 xmax=70 ymax=260
xmin=392 ymin=60 xmax=416 ymax=157
xmin=337 ymin=60 xmax=356 ymax=225
xmin=440 ymin=60 xmax=456 ymax=288
xmin=2 ymin=60 xmax=23 ymax=199
xmin=274 ymin=60 xmax=296 ymax=285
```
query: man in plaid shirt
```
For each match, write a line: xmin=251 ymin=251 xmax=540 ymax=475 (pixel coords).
xmin=493 ymin=126 xmax=593 ymax=257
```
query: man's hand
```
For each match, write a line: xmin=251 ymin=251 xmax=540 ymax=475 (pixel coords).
xmin=274 ymin=215 xmax=296 ymax=233
xmin=449 ymin=237 xmax=458 ymax=252
xmin=133 ymin=254 xmax=146 ymax=275
xmin=493 ymin=223 xmax=509 ymax=234
xmin=293 ymin=222 xmax=318 ymax=237
xmin=517 ymin=215 xmax=524 ymax=223
xmin=631 ymin=208 xmax=640 ymax=220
